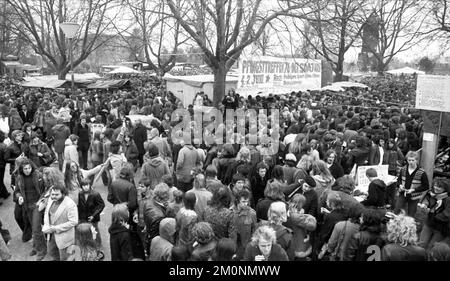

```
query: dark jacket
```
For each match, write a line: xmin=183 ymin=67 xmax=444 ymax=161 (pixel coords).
xmin=107 ymin=178 xmax=137 ymax=214
xmin=233 ymin=206 xmax=257 ymax=260
xmin=74 ymin=123 xmax=90 ymax=151
xmin=77 ymin=190 xmax=105 ymax=223
xmin=317 ymin=209 xmax=348 ymax=250
xmin=346 ymin=147 xmax=369 ymax=168
xmin=122 ymin=140 xmax=139 ymax=167
xmin=133 ymin=124 xmax=147 ymax=154
xmin=5 ymin=141 xmax=29 ymax=171
xmin=108 ymin=222 xmax=133 ymax=261
xmin=422 ymin=193 xmax=450 ymax=236
xmin=14 ymin=170 xmax=44 ymax=205
xmin=362 ymin=179 xmax=387 ymax=208
xmin=344 ymin=226 xmax=385 ymax=261
xmin=381 ymin=243 xmax=427 ymax=261
xmin=256 ymin=197 xmax=283 ymax=221
xmin=19 ymin=110 xmax=34 ymax=124
xmin=243 ymin=243 xmax=289 ymax=261
xmin=303 ymin=189 xmax=319 ymax=219
xmin=0 ymin=143 xmax=7 ymax=167
xmin=143 ymin=198 xmax=167 ymax=242
xmin=329 ymin=162 xmax=344 ymax=180
xmin=28 ymin=140 xmax=53 ymax=168
xmin=52 ymin=124 xmax=71 ymax=154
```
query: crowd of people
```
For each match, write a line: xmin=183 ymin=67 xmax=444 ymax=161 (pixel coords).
xmin=0 ymin=73 xmax=449 ymax=262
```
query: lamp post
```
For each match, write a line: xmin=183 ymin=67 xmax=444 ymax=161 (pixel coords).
xmin=59 ymin=22 xmax=80 ymax=92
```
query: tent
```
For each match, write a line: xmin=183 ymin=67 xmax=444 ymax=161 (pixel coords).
xmin=331 ymin=81 xmax=369 ymax=89
xmin=86 ymin=79 xmax=131 ymax=89
xmin=21 ymin=79 xmax=70 ymax=89
xmin=108 ymin=66 xmax=141 ymax=74
xmin=164 ymin=74 xmax=239 ymax=106
xmin=320 ymin=84 xmax=345 ymax=92
xmin=386 ymin=67 xmax=425 ymax=75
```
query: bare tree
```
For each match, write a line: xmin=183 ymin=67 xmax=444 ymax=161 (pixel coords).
xmin=287 ymin=0 xmax=368 ymax=81
xmin=165 ymin=0 xmax=325 ymax=106
xmin=124 ymin=0 xmax=189 ymax=78
xmin=362 ymin=0 xmax=428 ymax=74
xmin=6 ymin=0 xmax=126 ymax=79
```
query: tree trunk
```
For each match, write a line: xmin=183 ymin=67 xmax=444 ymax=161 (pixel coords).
xmin=58 ymin=67 xmax=69 ymax=80
xmin=334 ymin=68 xmax=344 ymax=82
xmin=213 ymin=63 xmax=227 ymax=108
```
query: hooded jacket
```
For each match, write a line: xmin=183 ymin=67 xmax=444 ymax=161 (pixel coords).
xmin=52 ymin=124 xmax=70 ymax=153
xmin=176 ymin=145 xmax=200 ymax=183
xmin=141 ymin=156 xmax=170 ymax=189
xmin=149 ymin=218 xmax=176 ymax=261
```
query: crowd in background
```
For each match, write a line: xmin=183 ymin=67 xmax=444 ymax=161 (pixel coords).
xmin=0 ymin=73 xmax=449 ymax=261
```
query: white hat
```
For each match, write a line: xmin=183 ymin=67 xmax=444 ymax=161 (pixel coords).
xmin=285 ymin=153 xmax=297 ymax=162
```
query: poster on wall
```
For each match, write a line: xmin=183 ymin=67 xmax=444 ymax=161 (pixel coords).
xmin=237 ymin=56 xmax=322 ymax=96
xmin=355 ymin=165 xmax=397 ymax=193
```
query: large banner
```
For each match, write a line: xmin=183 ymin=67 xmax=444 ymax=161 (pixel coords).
xmin=237 ymin=56 xmax=322 ymax=95
xmin=416 ymin=75 xmax=450 ymax=113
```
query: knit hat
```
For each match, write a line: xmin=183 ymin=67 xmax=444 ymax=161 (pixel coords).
xmin=285 ymin=153 xmax=297 ymax=163
xmin=304 ymin=174 xmax=316 ymax=188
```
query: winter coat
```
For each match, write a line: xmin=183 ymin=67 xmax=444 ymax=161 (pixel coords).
xmin=74 ymin=123 xmax=90 ymax=151
xmin=186 ymin=188 xmax=212 ymax=219
xmin=77 ymin=190 xmax=105 ymax=223
xmin=28 ymin=140 xmax=53 ymax=168
xmin=176 ymin=145 xmax=201 ymax=184
xmin=5 ymin=141 xmax=28 ymax=173
xmin=141 ymin=156 xmax=170 ymax=189
xmin=362 ymin=179 xmax=387 ymax=208
xmin=90 ymin=139 xmax=103 ymax=164
xmin=176 ymin=208 xmax=198 ymax=248
xmin=122 ymin=140 xmax=139 ymax=167
xmin=108 ymin=222 xmax=133 ymax=261
xmin=133 ymin=124 xmax=147 ymax=155
xmin=317 ymin=209 xmax=348 ymax=250
xmin=243 ymin=243 xmax=289 ymax=261
xmin=233 ymin=206 xmax=258 ymax=260
xmin=107 ymin=178 xmax=137 ymax=214
xmin=327 ymin=220 xmax=360 ymax=261
xmin=108 ymin=153 xmax=127 ymax=182
xmin=345 ymin=226 xmax=385 ymax=261
xmin=381 ymin=243 xmax=426 ymax=261
xmin=52 ymin=124 xmax=70 ymax=154
xmin=203 ymin=205 xmax=236 ymax=240
xmin=149 ymin=218 xmax=176 ymax=261
xmin=144 ymin=198 xmax=167 ymax=242
xmin=421 ymin=193 xmax=450 ymax=236
xmin=63 ymin=139 xmax=79 ymax=168
xmin=8 ymin=111 xmax=23 ymax=132
xmin=285 ymin=212 xmax=317 ymax=260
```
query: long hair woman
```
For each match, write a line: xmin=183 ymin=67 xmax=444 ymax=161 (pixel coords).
xmin=67 ymin=223 xmax=104 ymax=261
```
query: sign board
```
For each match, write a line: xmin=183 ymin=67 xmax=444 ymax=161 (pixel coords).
xmin=416 ymin=75 xmax=450 ymax=113
xmin=237 ymin=56 xmax=322 ymax=95
xmin=90 ymin=123 xmax=105 ymax=139
xmin=356 ymin=165 xmax=392 ymax=193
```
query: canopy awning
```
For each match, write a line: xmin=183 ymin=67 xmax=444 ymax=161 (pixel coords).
xmin=86 ymin=79 xmax=131 ymax=89
xmin=21 ymin=79 xmax=70 ymax=89
xmin=386 ymin=67 xmax=425 ymax=75
xmin=331 ymin=81 xmax=369 ymax=89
